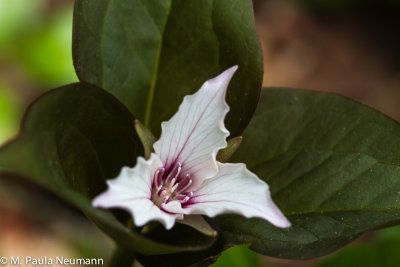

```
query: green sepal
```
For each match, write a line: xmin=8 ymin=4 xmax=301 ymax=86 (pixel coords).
xmin=217 ymin=136 xmax=243 ymax=163
xmin=134 ymin=119 xmax=156 ymax=159
xmin=178 ymin=215 xmax=217 ymax=237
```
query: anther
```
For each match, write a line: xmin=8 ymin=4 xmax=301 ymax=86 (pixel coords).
xmin=154 ymin=167 xmax=165 ymax=188
xmin=172 ymin=183 xmax=179 ymax=192
xmin=166 ymin=162 xmax=182 ymax=183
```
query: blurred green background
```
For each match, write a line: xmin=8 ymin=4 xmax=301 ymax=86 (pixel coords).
xmin=0 ymin=0 xmax=77 ymax=144
xmin=1 ymin=0 xmax=400 ymax=266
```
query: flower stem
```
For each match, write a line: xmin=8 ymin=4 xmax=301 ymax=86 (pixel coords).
xmin=108 ymin=246 xmax=136 ymax=267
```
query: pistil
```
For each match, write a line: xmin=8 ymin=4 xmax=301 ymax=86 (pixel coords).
xmin=152 ymin=162 xmax=193 ymax=208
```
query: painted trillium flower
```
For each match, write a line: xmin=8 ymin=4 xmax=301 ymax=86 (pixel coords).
xmin=92 ymin=66 xmax=290 ymax=230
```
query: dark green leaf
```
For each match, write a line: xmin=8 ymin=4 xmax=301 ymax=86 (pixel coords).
xmin=109 ymin=247 xmax=136 ymax=267
xmin=137 ymin=240 xmax=225 ymax=267
xmin=0 ymin=83 xmax=214 ymax=255
xmin=72 ymin=0 xmax=262 ymax=137
xmin=220 ymin=88 xmax=400 ymax=259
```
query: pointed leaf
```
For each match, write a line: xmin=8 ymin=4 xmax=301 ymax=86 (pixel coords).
xmin=222 ymin=88 xmax=400 ymax=259
xmin=0 ymin=83 xmax=214 ymax=255
xmin=72 ymin=0 xmax=262 ymax=137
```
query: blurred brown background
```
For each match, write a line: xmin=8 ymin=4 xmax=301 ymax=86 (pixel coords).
xmin=1 ymin=0 xmax=400 ymax=266
xmin=256 ymin=0 xmax=400 ymax=120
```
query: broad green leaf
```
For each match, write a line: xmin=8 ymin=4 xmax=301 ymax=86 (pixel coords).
xmin=136 ymin=239 xmax=225 ymax=267
xmin=0 ymin=83 xmax=214 ymax=255
xmin=72 ymin=0 xmax=262 ymax=137
xmin=220 ymin=88 xmax=400 ymax=259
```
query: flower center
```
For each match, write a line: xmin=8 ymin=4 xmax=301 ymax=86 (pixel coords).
xmin=152 ymin=162 xmax=193 ymax=207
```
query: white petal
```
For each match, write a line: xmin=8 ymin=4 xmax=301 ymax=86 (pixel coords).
xmin=153 ymin=66 xmax=238 ymax=189
xmin=184 ymin=163 xmax=291 ymax=228
xmin=161 ymin=201 xmax=185 ymax=217
xmin=92 ymin=153 xmax=180 ymax=229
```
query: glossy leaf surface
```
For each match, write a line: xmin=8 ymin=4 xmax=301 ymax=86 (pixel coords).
xmin=0 ymin=83 xmax=215 ymax=255
xmin=72 ymin=0 xmax=262 ymax=137
xmin=223 ymin=88 xmax=400 ymax=259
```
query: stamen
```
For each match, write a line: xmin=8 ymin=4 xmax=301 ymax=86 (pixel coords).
xmin=158 ymin=168 xmax=165 ymax=182
xmin=171 ymin=183 xmax=179 ymax=192
xmin=163 ymin=196 xmax=170 ymax=204
xmin=176 ymin=179 xmax=192 ymax=193
xmin=165 ymin=162 xmax=182 ymax=183
xmin=154 ymin=171 xmax=160 ymax=188
xmin=159 ymin=190 xmax=166 ymax=198
xmin=173 ymin=194 xmax=187 ymax=200
xmin=179 ymin=173 xmax=190 ymax=184
xmin=153 ymin=168 xmax=165 ymax=188
xmin=176 ymin=174 xmax=189 ymax=187
xmin=151 ymin=162 xmax=193 ymax=207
